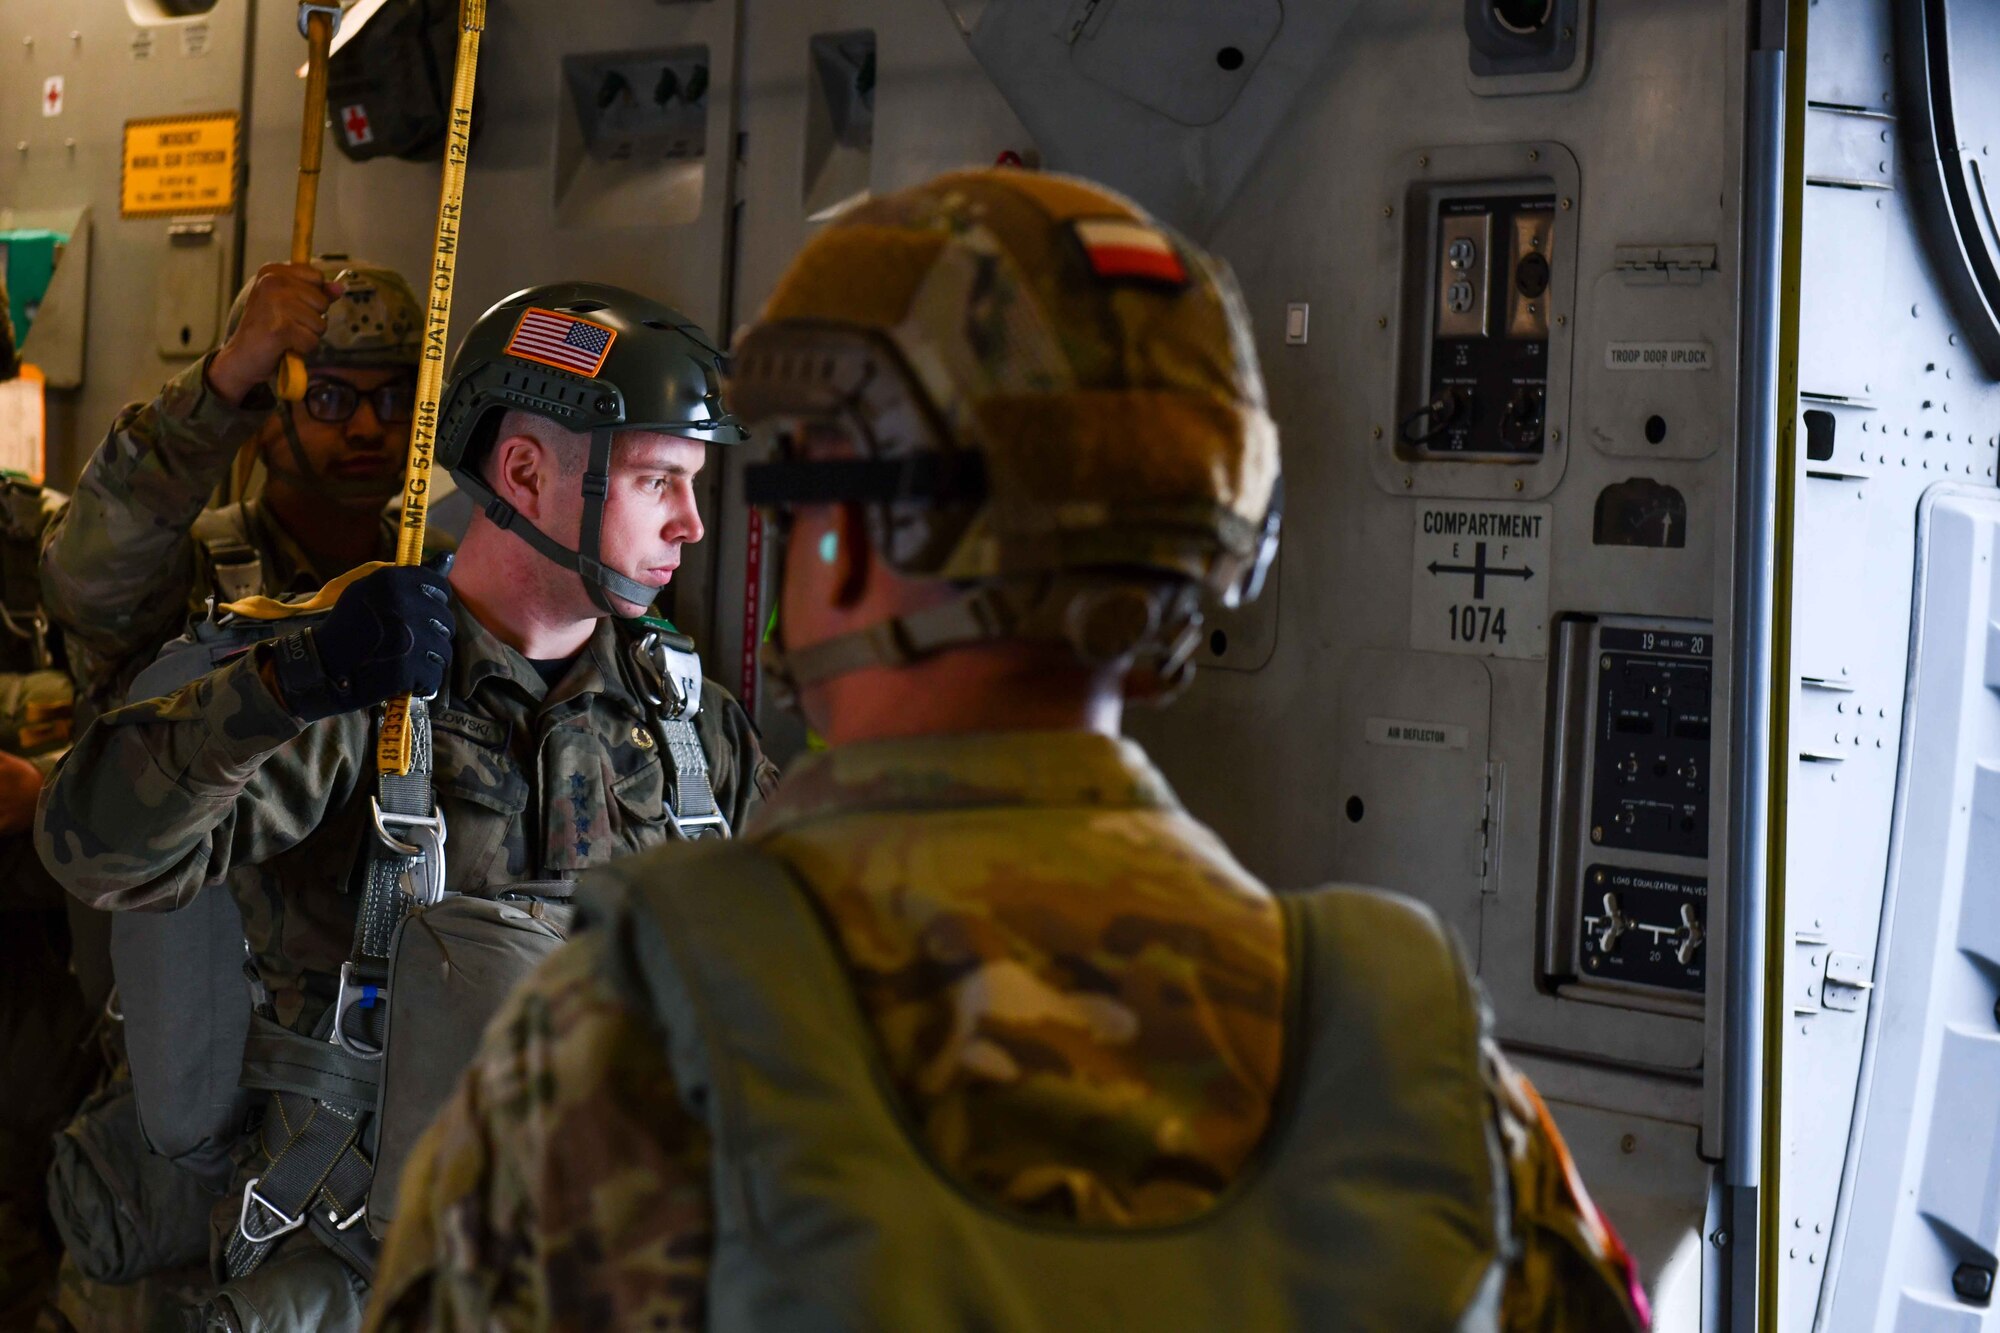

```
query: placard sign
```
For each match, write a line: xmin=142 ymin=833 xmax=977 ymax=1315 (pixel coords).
xmin=1410 ymin=500 xmax=1552 ymax=660
xmin=120 ymin=112 xmax=239 ymax=218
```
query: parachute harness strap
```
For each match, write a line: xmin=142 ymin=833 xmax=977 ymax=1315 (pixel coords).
xmin=627 ymin=624 xmax=728 ymax=839
xmin=229 ymin=2 xmax=483 ymax=1272
xmin=379 ymin=0 xmax=484 ymax=778
xmin=226 ymin=700 xmax=440 ymax=1281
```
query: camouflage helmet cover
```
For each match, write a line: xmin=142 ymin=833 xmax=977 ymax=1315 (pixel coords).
xmin=727 ymin=169 xmax=1281 ymax=604
xmin=223 ymin=257 xmax=422 ymax=369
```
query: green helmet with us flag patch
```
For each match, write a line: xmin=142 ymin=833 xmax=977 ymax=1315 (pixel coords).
xmin=434 ymin=281 xmax=748 ymax=614
xmin=727 ymin=168 xmax=1282 ymax=699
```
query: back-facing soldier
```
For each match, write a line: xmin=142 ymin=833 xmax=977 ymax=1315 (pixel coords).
xmin=35 ymin=283 xmax=776 ymax=1332
xmin=365 ymin=170 xmax=1649 ymax=1332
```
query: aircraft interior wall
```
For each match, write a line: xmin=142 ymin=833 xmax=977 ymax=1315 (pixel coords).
xmin=1128 ymin=3 xmax=1749 ymax=1323
xmin=8 ymin=0 xmax=2000 ymax=1328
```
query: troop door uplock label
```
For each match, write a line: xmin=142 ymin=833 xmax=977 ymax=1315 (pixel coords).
xmin=1410 ymin=500 xmax=1551 ymax=660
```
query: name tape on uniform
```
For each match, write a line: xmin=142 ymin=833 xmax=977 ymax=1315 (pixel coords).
xmin=1410 ymin=500 xmax=1551 ymax=661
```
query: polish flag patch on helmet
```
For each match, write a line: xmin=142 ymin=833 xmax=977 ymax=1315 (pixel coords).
xmin=1073 ymin=217 xmax=1189 ymax=288
xmin=505 ymin=307 xmax=619 ymax=377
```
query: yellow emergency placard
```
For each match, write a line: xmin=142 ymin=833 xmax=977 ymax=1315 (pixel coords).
xmin=120 ymin=112 xmax=240 ymax=218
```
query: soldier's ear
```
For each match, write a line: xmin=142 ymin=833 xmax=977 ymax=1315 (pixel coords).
xmin=488 ymin=432 xmax=551 ymax=519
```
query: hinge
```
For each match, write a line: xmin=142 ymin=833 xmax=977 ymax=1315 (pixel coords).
xmin=1614 ymin=244 xmax=1719 ymax=285
xmin=1821 ymin=950 xmax=1874 ymax=1012
xmin=1479 ymin=761 xmax=1505 ymax=893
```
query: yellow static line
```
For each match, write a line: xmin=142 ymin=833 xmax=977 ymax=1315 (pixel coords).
xmin=377 ymin=0 xmax=485 ymax=777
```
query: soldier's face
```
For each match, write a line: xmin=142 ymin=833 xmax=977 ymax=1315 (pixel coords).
xmin=275 ymin=365 xmax=415 ymax=504
xmin=547 ymin=430 xmax=707 ymax=618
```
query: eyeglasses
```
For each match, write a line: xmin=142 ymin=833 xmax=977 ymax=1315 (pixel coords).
xmin=300 ymin=378 xmax=416 ymax=425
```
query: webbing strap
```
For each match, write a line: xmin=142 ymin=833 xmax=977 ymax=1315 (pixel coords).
xmin=228 ymin=702 xmax=437 ymax=1280
xmin=662 ymin=714 xmax=723 ymax=836
xmin=766 ymin=586 xmax=1016 ymax=690
xmin=628 ymin=629 xmax=727 ymax=839
xmin=225 ymin=1096 xmax=369 ymax=1278
xmin=240 ymin=1013 xmax=381 ymax=1106
xmin=452 ymin=468 xmax=662 ymax=610
xmin=361 ymin=699 xmax=437 ymax=958
xmin=344 ymin=697 xmax=437 ymax=1051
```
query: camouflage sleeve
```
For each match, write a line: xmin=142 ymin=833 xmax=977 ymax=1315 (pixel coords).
xmin=39 ymin=355 xmax=267 ymax=695
xmin=366 ymin=931 xmax=714 ymax=1333
xmin=34 ymin=649 xmax=368 ymax=913
xmin=696 ymin=679 xmax=779 ymax=833
xmin=1487 ymin=1042 xmax=1651 ymax=1332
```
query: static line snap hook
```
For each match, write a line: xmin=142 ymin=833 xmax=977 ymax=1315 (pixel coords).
xmin=298 ymin=2 xmax=344 ymax=40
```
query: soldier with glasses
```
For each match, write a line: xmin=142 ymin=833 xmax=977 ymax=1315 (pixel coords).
xmin=37 ymin=283 xmax=775 ymax=1332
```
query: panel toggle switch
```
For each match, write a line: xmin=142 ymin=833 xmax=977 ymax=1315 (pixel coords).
xmin=1597 ymin=892 xmax=1629 ymax=953
xmin=1675 ymin=903 xmax=1704 ymax=965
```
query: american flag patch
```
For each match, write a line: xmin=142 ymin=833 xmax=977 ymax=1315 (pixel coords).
xmin=1072 ymin=217 xmax=1189 ymax=288
xmin=505 ymin=307 xmax=619 ymax=377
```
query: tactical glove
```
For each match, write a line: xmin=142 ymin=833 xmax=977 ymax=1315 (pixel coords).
xmin=269 ymin=565 xmax=455 ymax=723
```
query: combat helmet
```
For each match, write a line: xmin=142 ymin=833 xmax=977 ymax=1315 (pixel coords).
xmin=227 ymin=258 xmax=424 ymax=499
xmin=223 ymin=256 xmax=422 ymax=369
xmin=729 ymin=168 xmax=1282 ymax=699
xmin=436 ymin=282 xmax=748 ymax=612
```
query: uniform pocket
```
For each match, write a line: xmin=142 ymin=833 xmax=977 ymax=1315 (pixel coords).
xmin=611 ymin=754 xmax=666 ymax=822
xmin=433 ymin=728 xmax=530 ymax=890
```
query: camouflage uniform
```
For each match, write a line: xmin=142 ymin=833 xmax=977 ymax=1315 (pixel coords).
xmin=33 ymin=590 xmax=772 ymax=1328
xmin=38 ymin=353 xmax=414 ymax=718
xmin=20 ymin=264 xmax=433 ymax=1332
xmin=0 ymin=480 xmax=101 ymax=1332
xmin=365 ymin=733 xmax=1645 ymax=1331
xmin=363 ymin=168 xmax=1649 ymax=1331
xmin=38 ymin=597 xmax=774 ymax=1033
xmin=41 ymin=260 xmax=428 ymax=718
xmin=0 ymin=772 xmax=97 ymax=1332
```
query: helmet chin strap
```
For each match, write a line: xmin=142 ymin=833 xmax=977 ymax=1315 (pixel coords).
xmin=759 ymin=577 xmax=1207 ymax=712
xmin=451 ymin=427 xmax=660 ymax=614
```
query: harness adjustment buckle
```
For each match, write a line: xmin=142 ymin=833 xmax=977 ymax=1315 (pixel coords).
xmin=669 ymin=810 xmax=730 ymax=841
xmin=238 ymin=1177 xmax=306 ymax=1246
xmin=332 ymin=962 xmax=389 ymax=1061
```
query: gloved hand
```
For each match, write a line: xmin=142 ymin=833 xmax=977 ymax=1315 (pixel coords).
xmin=269 ymin=565 xmax=455 ymax=724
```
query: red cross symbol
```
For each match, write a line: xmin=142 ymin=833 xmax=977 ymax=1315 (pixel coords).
xmin=44 ymin=86 xmax=59 ymax=111
xmin=340 ymin=104 xmax=373 ymax=147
